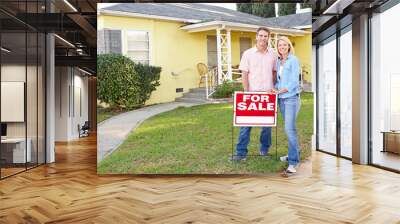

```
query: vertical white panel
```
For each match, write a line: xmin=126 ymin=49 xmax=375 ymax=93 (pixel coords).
xmin=1 ymin=82 xmax=25 ymax=122
xmin=46 ymin=33 xmax=55 ymax=163
xmin=340 ymin=29 xmax=353 ymax=158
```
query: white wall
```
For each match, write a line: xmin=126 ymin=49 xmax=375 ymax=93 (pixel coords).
xmin=54 ymin=67 xmax=89 ymax=141
xmin=71 ymin=71 xmax=89 ymax=138
xmin=1 ymin=65 xmax=27 ymax=138
xmin=2 ymin=63 xmax=46 ymax=164
xmin=55 ymin=66 xmax=70 ymax=141
xmin=1 ymin=65 xmax=26 ymax=127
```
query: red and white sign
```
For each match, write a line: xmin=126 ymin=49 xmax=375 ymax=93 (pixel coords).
xmin=233 ymin=92 xmax=277 ymax=127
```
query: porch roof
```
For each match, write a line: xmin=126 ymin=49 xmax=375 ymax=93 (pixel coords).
xmin=180 ymin=21 xmax=310 ymax=36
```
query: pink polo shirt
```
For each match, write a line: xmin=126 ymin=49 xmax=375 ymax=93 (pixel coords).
xmin=239 ymin=47 xmax=277 ymax=91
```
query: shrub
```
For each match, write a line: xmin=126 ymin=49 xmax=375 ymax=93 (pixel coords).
xmin=212 ymin=81 xmax=243 ymax=98
xmin=97 ymin=54 xmax=161 ymax=110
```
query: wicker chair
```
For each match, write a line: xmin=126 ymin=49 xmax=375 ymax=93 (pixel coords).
xmin=197 ymin=63 xmax=208 ymax=87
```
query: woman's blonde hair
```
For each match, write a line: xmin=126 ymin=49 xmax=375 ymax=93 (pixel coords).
xmin=277 ymin=36 xmax=295 ymax=58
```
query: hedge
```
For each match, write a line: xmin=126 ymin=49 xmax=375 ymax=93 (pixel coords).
xmin=97 ymin=54 xmax=161 ymax=110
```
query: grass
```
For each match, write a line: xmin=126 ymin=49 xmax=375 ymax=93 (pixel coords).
xmin=98 ymin=92 xmax=314 ymax=174
xmin=97 ymin=107 xmax=127 ymax=124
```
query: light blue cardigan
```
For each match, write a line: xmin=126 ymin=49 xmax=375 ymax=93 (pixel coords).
xmin=275 ymin=54 xmax=301 ymax=98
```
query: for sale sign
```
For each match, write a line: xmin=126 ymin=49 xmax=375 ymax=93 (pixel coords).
xmin=233 ymin=92 xmax=277 ymax=127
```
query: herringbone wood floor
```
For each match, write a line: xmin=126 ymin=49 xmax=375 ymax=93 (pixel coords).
xmin=1 ymin=135 xmax=400 ymax=223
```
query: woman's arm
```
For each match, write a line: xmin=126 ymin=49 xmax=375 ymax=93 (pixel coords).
xmin=277 ymin=57 xmax=300 ymax=94
xmin=286 ymin=57 xmax=300 ymax=93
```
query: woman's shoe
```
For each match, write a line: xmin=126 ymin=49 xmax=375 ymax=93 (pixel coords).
xmin=286 ymin=165 xmax=296 ymax=173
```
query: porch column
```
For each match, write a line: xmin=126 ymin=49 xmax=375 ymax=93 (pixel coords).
xmin=216 ymin=29 xmax=233 ymax=84
xmin=270 ymin=33 xmax=278 ymax=50
xmin=216 ymin=29 xmax=223 ymax=84
xmin=226 ymin=29 xmax=232 ymax=81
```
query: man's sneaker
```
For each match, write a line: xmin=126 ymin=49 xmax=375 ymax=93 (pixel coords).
xmin=259 ymin=151 xmax=270 ymax=157
xmin=280 ymin=155 xmax=288 ymax=162
xmin=286 ymin=165 xmax=297 ymax=173
xmin=229 ymin=155 xmax=247 ymax=162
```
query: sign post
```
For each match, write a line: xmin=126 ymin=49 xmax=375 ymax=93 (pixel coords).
xmin=232 ymin=92 xmax=278 ymax=159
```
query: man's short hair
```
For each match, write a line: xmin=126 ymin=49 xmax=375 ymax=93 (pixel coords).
xmin=256 ymin=27 xmax=270 ymax=35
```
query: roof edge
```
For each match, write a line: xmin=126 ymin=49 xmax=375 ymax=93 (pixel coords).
xmin=181 ymin=21 xmax=310 ymax=36
xmin=98 ymin=9 xmax=201 ymax=24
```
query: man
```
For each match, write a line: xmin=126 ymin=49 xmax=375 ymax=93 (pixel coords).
xmin=231 ymin=27 xmax=277 ymax=162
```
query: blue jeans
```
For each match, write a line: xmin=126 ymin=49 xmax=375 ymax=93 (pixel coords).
xmin=278 ymin=95 xmax=301 ymax=166
xmin=236 ymin=127 xmax=271 ymax=157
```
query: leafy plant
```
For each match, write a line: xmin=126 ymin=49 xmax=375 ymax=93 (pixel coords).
xmin=97 ymin=54 xmax=161 ymax=110
xmin=212 ymin=81 xmax=243 ymax=98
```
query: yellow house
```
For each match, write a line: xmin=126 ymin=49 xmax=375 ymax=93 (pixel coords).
xmin=98 ymin=3 xmax=312 ymax=105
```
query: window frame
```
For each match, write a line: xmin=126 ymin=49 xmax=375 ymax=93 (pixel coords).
xmin=315 ymin=18 xmax=353 ymax=161
xmin=122 ymin=30 xmax=152 ymax=65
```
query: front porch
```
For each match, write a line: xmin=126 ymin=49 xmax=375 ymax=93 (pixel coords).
xmin=181 ymin=21 xmax=309 ymax=98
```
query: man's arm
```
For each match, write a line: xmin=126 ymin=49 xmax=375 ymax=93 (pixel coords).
xmin=270 ymin=70 xmax=278 ymax=93
xmin=242 ymin=71 xmax=249 ymax=92
xmin=272 ymin=70 xmax=277 ymax=85
xmin=271 ymin=52 xmax=278 ymax=93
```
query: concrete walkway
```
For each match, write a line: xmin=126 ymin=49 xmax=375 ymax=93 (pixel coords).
xmin=97 ymin=102 xmax=199 ymax=163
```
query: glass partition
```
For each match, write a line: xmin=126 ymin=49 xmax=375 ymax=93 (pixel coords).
xmin=1 ymin=31 xmax=27 ymax=177
xmin=0 ymin=1 xmax=46 ymax=179
xmin=371 ymin=3 xmax=400 ymax=171
xmin=38 ymin=32 xmax=45 ymax=165
xmin=339 ymin=27 xmax=352 ymax=158
xmin=27 ymin=31 xmax=38 ymax=169
xmin=317 ymin=35 xmax=337 ymax=155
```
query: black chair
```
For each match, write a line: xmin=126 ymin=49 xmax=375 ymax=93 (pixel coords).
xmin=78 ymin=121 xmax=90 ymax=138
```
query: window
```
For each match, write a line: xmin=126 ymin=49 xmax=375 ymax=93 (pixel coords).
xmin=339 ymin=27 xmax=352 ymax=158
xmin=371 ymin=2 xmax=400 ymax=171
xmin=126 ymin=31 xmax=149 ymax=64
xmin=317 ymin=35 xmax=337 ymax=155
xmin=390 ymin=74 xmax=400 ymax=130
xmin=97 ymin=29 xmax=150 ymax=64
xmin=240 ymin=37 xmax=252 ymax=60
xmin=207 ymin=35 xmax=217 ymax=68
xmin=97 ymin=29 xmax=122 ymax=54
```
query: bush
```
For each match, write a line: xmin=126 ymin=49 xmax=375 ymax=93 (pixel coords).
xmin=212 ymin=81 xmax=243 ymax=98
xmin=97 ymin=54 xmax=161 ymax=110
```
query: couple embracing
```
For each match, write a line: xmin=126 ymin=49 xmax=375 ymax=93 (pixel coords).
xmin=230 ymin=27 xmax=301 ymax=174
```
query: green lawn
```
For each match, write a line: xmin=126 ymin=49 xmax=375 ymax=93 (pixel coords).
xmin=97 ymin=107 xmax=127 ymax=124
xmin=98 ymin=92 xmax=313 ymax=174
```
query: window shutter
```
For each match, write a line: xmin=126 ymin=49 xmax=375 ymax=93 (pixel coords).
xmin=108 ymin=30 xmax=122 ymax=54
xmin=97 ymin=29 xmax=105 ymax=54
xmin=97 ymin=29 xmax=122 ymax=54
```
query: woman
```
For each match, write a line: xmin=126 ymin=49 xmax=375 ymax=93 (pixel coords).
xmin=274 ymin=36 xmax=301 ymax=174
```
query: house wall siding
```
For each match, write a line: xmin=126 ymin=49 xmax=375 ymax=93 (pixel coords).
xmin=98 ymin=15 xmax=311 ymax=104
xmin=289 ymin=29 xmax=312 ymax=85
xmin=99 ymin=15 xmax=207 ymax=104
